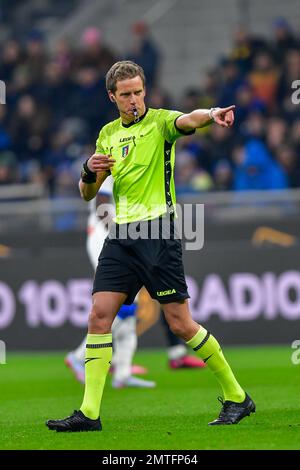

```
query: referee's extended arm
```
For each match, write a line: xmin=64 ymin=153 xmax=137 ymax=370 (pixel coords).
xmin=176 ymin=105 xmax=235 ymax=133
xmin=79 ymin=153 xmax=115 ymax=201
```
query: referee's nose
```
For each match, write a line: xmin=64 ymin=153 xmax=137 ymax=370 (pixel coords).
xmin=130 ymin=94 xmax=137 ymax=106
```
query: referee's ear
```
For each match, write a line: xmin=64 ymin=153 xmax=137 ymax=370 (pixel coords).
xmin=108 ymin=92 xmax=116 ymax=103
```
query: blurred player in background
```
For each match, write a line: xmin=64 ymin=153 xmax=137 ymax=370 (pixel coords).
xmin=47 ymin=61 xmax=255 ymax=432
xmin=65 ymin=175 xmax=205 ymax=387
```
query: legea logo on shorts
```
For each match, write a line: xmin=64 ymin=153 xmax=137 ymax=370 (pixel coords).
xmin=157 ymin=289 xmax=176 ymax=296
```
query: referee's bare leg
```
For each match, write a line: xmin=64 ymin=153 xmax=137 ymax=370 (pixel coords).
xmin=89 ymin=291 xmax=127 ymax=333
xmin=162 ymin=299 xmax=255 ymax=424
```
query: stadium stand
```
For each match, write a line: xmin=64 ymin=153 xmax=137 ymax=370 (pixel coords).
xmin=0 ymin=0 xmax=300 ymax=199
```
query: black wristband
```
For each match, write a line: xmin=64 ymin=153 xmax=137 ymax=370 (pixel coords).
xmin=81 ymin=159 xmax=96 ymax=183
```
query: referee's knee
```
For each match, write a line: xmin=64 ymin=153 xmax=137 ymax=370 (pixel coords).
xmin=167 ymin=318 xmax=187 ymax=339
xmin=88 ymin=305 xmax=113 ymax=333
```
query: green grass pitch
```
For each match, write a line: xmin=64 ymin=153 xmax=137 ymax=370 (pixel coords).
xmin=0 ymin=346 xmax=299 ymax=450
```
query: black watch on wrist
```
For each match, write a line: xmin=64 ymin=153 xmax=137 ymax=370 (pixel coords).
xmin=81 ymin=159 xmax=97 ymax=183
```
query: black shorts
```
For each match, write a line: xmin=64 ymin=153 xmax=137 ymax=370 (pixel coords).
xmin=92 ymin=217 xmax=189 ymax=304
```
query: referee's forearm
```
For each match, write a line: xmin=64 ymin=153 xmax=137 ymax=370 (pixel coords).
xmin=79 ymin=170 xmax=110 ymax=201
xmin=188 ymin=109 xmax=212 ymax=128
xmin=176 ymin=109 xmax=213 ymax=132
xmin=79 ymin=180 xmax=99 ymax=201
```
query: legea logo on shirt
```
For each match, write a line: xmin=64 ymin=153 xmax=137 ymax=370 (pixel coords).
xmin=121 ymin=145 xmax=130 ymax=158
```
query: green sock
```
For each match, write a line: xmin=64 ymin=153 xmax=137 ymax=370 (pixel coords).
xmin=187 ymin=328 xmax=245 ymax=403
xmin=80 ymin=333 xmax=112 ymax=420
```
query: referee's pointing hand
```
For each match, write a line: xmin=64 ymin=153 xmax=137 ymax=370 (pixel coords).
xmin=87 ymin=154 xmax=116 ymax=172
xmin=212 ymin=105 xmax=235 ymax=128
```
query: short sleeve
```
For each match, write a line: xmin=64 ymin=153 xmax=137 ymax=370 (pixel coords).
xmin=156 ymin=109 xmax=196 ymax=143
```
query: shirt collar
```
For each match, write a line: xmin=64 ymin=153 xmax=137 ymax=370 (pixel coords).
xmin=121 ymin=108 xmax=149 ymax=128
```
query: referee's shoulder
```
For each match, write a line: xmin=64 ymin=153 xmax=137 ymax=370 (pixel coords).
xmin=151 ymin=107 xmax=177 ymax=116
xmin=148 ymin=108 xmax=169 ymax=120
xmin=101 ymin=117 xmax=121 ymax=135
xmin=151 ymin=107 xmax=167 ymax=114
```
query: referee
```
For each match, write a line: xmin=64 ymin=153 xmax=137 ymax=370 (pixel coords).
xmin=47 ymin=61 xmax=255 ymax=431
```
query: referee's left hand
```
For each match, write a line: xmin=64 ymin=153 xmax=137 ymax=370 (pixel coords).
xmin=87 ymin=153 xmax=116 ymax=172
xmin=212 ymin=105 xmax=235 ymax=128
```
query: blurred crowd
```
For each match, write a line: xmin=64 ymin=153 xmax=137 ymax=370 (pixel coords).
xmin=0 ymin=22 xmax=160 ymax=196
xmin=175 ymin=18 xmax=300 ymax=194
xmin=1 ymin=18 xmax=300 ymax=197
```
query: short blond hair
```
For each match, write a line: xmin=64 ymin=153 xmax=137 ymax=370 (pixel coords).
xmin=106 ymin=61 xmax=145 ymax=93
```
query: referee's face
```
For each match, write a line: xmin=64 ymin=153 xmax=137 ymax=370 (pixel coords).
xmin=112 ymin=76 xmax=146 ymax=123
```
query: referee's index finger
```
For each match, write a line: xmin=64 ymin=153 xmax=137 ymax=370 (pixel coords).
xmin=92 ymin=153 xmax=110 ymax=158
xmin=221 ymin=105 xmax=236 ymax=112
